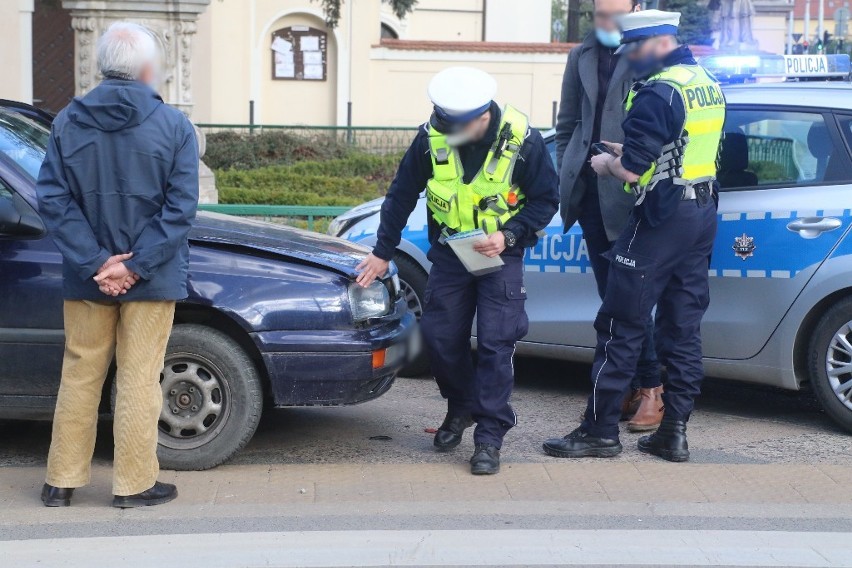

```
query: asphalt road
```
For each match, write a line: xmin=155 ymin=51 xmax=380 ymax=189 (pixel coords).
xmin=2 ymin=357 xmax=850 ymax=468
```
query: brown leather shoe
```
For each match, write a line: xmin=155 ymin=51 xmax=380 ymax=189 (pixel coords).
xmin=620 ymin=389 xmax=641 ymax=421
xmin=580 ymin=389 xmax=642 ymax=423
xmin=627 ymin=386 xmax=664 ymax=431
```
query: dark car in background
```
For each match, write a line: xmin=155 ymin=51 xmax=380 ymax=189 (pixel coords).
xmin=0 ymin=100 xmax=414 ymax=470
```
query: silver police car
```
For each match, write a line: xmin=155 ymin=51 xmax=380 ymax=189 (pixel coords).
xmin=331 ymin=56 xmax=852 ymax=433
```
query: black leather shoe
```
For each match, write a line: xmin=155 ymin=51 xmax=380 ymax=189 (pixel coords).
xmin=112 ymin=481 xmax=178 ymax=509
xmin=470 ymin=443 xmax=500 ymax=475
xmin=542 ymin=427 xmax=623 ymax=458
xmin=638 ymin=418 xmax=690 ymax=462
xmin=41 ymin=483 xmax=74 ymax=507
xmin=433 ymin=413 xmax=474 ymax=451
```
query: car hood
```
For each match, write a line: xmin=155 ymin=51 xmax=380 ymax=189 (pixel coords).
xmin=190 ymin=212 xmax=370 ymax=278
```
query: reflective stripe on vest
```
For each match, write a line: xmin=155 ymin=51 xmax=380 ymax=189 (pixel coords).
xmin=426 ymin=105 xmax=529 ymax=235
xmin=624 ymin=64 xmax=726 ymax=194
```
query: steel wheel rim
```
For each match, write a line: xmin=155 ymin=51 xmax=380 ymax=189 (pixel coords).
xmin=158 ymin=352 xmax=231 ymax=450
xmin=399 ymin=278 xmax=423 ymax=319
xmin=826 ymin=320 xmax=852 ymax=411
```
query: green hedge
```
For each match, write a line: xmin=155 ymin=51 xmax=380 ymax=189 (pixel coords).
xmin=749 ymin=161 xmax=790 ymax=185
xmin=205 ymin=130 xmax=351 ymax=170
xmin=216 ymin=153 xmax=401 ymax=207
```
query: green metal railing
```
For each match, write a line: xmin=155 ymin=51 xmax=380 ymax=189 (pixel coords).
xmin=198 ymin=123 xmax=554 ymax=157
xmin=746 ymin=135 xmax=797 ymax=180
xmin=197 ymin=124 xmax=419 ymax=156
xmin=199 ymin=204 xmax=350 ymax=231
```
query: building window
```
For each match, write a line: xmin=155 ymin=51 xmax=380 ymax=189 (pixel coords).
xmin=381 ymin=23 xmax=399 ymax=39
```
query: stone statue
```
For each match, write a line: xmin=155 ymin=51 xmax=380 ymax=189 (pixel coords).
xmin=719 ymin=0 xmax=758 ymax=49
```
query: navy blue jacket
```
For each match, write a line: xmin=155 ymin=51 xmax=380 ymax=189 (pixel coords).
xmin=36 ymin=79 xmax=199 ymax=301
xmin=621 ymin=46 xmax=716 ymax=227
xmin=373 ymin=103 xmax=559 ymax=261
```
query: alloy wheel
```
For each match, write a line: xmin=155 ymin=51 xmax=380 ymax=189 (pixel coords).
xmin=399 ymin=278 xmax=423 ymax=318
xmin=826 ymin=320 xmax=852 ymax=411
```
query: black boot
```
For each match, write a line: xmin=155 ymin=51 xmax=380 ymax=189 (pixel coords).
xmin=41 ymin=484 xmax=74 ymax=507
xmin=470 ymin=443 xmax=500 ymax=475
xmin=638 ymin=418 xmax=690 ymax=462
xmin=433 ymin=412 xmax=474 ymax=451
xmin=542 ymin=427 xmax=623 ymax=458
xmin=112 ymin=481 xmax=178 ymax=509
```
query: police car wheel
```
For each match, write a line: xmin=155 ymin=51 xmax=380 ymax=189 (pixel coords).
xmin=808 ymin=297 xmax=852 ymax=434
xmin=395 ymin=254 xmax=431 ymax=376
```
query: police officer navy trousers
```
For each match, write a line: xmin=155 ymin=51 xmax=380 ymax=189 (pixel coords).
xmin=578 ymin=166 xmax=661 ymax=390
xmin=420 ymin=244 xmax=528 ymax=448
xmin=580 ymin=196 xmax=717 ymax=439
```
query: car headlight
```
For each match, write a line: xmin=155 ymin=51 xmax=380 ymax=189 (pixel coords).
xmin=328 ymin=202 xmax=383 ymax=237
xmin=348 ymin=280 xmax=391 ymax=322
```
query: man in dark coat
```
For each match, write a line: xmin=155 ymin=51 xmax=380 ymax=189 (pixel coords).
xmin=36 ymin=22 xmax=198 ymax=509
xmin=555 ymin=0 xmax=664 ymax=430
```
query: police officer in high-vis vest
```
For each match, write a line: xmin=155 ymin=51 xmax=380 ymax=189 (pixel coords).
xmin=542 ymin=10 xmax=723 ymax=462
xmin=356 ymin=67 xmax=558 ymax=475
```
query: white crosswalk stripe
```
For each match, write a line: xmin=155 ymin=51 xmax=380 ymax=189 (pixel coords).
xmin=4 ymin=529 xmax=852 ymax=567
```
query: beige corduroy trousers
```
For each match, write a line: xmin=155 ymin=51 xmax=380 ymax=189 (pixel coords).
xmin=46 ymin=300 xmax=174 ymax=496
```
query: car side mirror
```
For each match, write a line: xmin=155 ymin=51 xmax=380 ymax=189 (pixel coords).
xmin=0 ymin=198 xmax=22 ymax=232
xmin=0 ymin=194 xmax=45 ymax=239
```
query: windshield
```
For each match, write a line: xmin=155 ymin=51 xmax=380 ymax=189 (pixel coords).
xmin=0 ymin=108 xmax=49 ymax=182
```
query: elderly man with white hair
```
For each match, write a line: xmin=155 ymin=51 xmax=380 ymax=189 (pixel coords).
xmin=37 ymin=21 xmax=198 ymax=508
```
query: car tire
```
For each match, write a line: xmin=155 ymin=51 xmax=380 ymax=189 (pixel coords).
xmin=155 ymin=324 xmax=264 ymax=470
xmin=394 ymin=253 xmax=431 ymax=376
xmin=808 ymin=297 xmax=852 ymax=434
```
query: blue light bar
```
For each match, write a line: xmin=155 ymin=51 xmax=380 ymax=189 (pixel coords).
xmin=699 ymin=54 xmax=852 ymax=84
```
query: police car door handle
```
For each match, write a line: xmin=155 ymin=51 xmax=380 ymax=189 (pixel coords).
xmin=786 ymin=217 xmax=842 ymax=239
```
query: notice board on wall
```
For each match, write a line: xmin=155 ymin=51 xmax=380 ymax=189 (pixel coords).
xmin=271 ymin=26 xmax=328 ymax=81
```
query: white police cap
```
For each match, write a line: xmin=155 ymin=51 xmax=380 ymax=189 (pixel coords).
xmin=615 ymin=9 xmax=681 ymax=54
xmin=427 ymin=67 xmax=497 ymax=123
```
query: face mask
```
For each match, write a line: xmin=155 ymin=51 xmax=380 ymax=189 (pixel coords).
xmin=445 ymin=131 xmax=474 ymax=147
xmin=595 ymin=28 xmax=622 ymax=49
xmin=444 ymin=116 xmax=488 ymax=146
xmin=628 ymin=54 xmax=663 ymax=78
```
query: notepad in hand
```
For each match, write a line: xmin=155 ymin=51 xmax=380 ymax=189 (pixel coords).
xmin=446 ymin=229 xmax=505 ymax=276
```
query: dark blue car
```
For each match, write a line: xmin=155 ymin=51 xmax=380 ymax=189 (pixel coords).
xmin=0 ymin=100 xmax=414 ymax=470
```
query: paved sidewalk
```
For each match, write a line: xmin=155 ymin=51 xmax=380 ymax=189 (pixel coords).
xmin=3 ymin=462 xmax=852 ymax=527
xmin=4 ymin=461 xmax=852 ymax=567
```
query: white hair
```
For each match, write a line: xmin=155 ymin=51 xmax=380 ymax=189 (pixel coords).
xmin=96 ymin=22 xmax=159 ymax=81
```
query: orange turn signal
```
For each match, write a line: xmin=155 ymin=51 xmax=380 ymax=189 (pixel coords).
xmin=372 ymin=348 xmax=387 ymax=369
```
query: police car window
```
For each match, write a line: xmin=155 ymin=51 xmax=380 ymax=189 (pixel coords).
xmin=719 ymin=110 xmax=843 ymax=190
xmin=546 ymin=136 xmax=557 ymax=170
xmin=835 ymin=116 xmax=852 ymax=157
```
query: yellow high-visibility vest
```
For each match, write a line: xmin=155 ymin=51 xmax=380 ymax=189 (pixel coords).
xmin=624 ymin=64 xmax=726 ymax=197
xmin=425 ymin=105 xmax=529 ymax=235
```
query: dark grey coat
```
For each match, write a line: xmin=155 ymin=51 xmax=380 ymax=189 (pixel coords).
xmin=555 ymin=33 xmax=636 ymax=241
